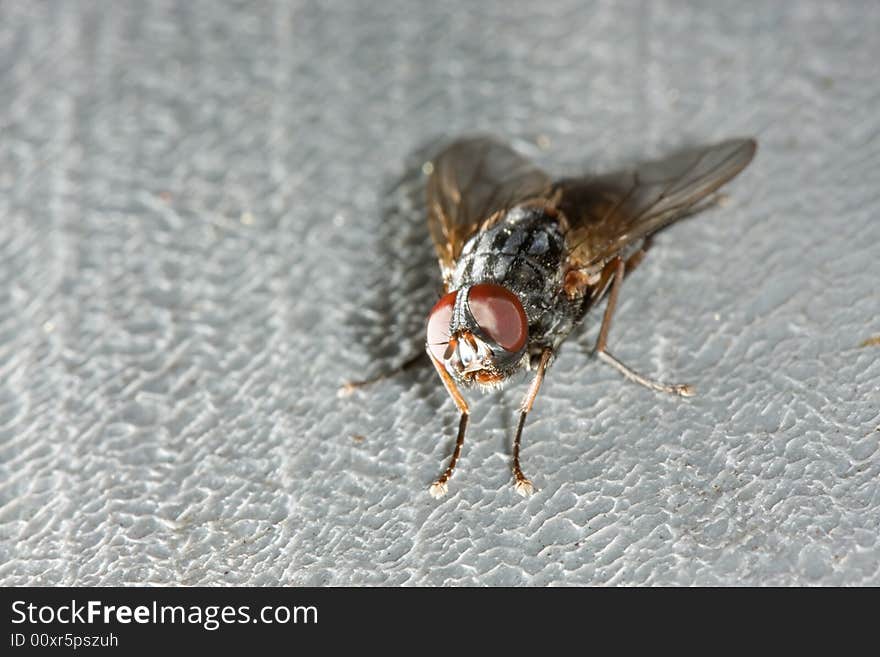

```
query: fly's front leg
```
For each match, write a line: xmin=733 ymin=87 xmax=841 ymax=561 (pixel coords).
xmin=512 ymin=348 xmax=553 ymax=497
xmin=426 ymin=347 xmax=470 ymax=499
xmin=594 ymin=257 xmax=694 ymax=397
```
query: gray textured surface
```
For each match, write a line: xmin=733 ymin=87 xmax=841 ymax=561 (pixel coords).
xmin=1 ymin=0 xmax=879 ymax=586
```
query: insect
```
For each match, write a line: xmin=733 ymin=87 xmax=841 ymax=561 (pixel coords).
xmin=347 ymin=136 xmax=756 ymax=498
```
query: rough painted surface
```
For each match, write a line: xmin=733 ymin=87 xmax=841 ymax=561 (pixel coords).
xmin=1 ymin=1 xmax=878 ymax=586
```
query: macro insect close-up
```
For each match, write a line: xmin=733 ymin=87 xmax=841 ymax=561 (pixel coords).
xmin=6 ymin=0 xmax=879 ymax=595
xmin=348 ymin=136 xmax=756 ymax=498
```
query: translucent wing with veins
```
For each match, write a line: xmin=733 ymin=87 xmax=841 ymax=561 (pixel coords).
xmin=553 ymin=138 xmax=757 ymax=275
xmin=426 ymin=137 xmax=551 ymax=283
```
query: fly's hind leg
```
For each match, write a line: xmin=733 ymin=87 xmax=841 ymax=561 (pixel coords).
xmin=622 ymin=235 xmax=653 ymax=276
xmin=594 ymin=255 xmax=694 ymax=397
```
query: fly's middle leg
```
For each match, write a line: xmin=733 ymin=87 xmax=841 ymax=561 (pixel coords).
xmin=593 ymin=257 xmax=695 ymax=397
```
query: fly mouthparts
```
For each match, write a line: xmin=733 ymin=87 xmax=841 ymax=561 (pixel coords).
xmin=451 ymin=332 xmax=493 ymax=373
xmin=461 ymin=360 xmax=487 ymax=374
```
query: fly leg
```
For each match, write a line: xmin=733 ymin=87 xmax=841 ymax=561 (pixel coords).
xmin=623 ymin=235 xmax=653 ymax=275
xmin=427 ymin=347 xmax=471 ymax=498
xmin=338 ymin=351 xmax=426 ymax=396
xmin=512 ymin=348 xmax=553 ymax=497
xmin=594 ymin=257 xmax=694 ymax=397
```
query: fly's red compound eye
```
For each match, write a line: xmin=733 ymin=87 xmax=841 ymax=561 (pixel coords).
xmin=426 ymin=290 xmax=457 ymax=362
xmin=467 ymin=283 xmax=527 ymax=353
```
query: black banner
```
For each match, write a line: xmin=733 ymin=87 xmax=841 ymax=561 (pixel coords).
xmin=0 ymin=586 xmax=860 ymax=651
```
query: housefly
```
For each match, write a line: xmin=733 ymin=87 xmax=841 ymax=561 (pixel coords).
xmin=346 ymin=136 xmax=756 ymax=498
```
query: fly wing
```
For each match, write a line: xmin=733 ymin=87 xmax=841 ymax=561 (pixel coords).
xmin=427 ymin=137 xmax=551 ymax=278
xmin=554 ymin=138 xmax=757 ymax=272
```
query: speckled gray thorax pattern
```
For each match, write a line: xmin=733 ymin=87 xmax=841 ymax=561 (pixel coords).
xmin=451 ymin=206 xmax=581 ymax=353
